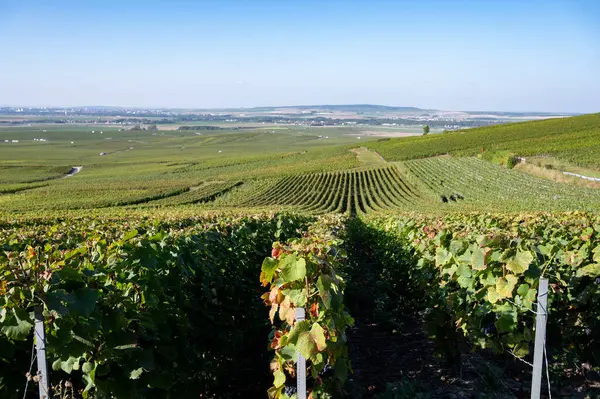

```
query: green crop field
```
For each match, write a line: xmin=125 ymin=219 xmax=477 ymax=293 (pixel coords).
xmin=1 ymin=114 xmax=600 ymax=398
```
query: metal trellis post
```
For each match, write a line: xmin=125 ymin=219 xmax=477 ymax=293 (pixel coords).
xmin=531 ymin=278 xmax=549 ymax=399
xmin=34 ymin=307 xmax=49 ymax=399
xmin=296 ymin=307 xmax=306 ymax=399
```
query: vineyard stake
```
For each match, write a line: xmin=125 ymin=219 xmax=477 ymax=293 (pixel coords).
xmin=530 ymin=277 xmax=549 ymax=399
xmin=296 ymin=307 xmax=307 ymax=399
xmin=34 ymin=307 xmax=49 ymax=399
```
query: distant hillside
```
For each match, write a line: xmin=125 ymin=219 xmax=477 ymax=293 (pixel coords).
xmin=229 ymin=104 xmax=425 ymax=113
xmin=285 ymin=104 xmax=424 ymax=112
xmin=366 ymin=113 xmax=600 ymax=169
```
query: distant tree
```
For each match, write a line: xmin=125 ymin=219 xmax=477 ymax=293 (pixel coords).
xmin=423 ymin=125 xmax=430 ymax=135
xmin=147 ymin=124 xmax=158 ymax=131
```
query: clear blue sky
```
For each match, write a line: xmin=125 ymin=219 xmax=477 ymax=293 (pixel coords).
xmin=1 ymin=0 xmax=599 ymax=112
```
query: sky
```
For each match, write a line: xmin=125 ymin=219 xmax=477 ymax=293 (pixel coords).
xmin=0 ymin=0 xmax=599 ymax=112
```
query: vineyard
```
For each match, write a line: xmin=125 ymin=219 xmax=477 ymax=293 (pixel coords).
xmin=366 ymin=113 xmax=600 ymax=169
xmin=1 ymin=212 xmax=598 ymax=398
xmin=142 ymin=181 xmax=242 ymax=206
xmin=241 ymin=166 xmax=424 ymax=214
xmin=403 ymin=157 xmax=600 ymax=211
xmin=1 ymin=115 xmax=600 ymax=397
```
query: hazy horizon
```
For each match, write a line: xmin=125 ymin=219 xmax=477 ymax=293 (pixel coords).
xmin=0 ymin=102 xmax=586 ymax=115
xmin=1 ymin=0 xmax=599 ymax=113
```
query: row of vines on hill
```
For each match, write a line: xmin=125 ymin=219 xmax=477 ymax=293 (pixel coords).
xmin=366 ymin=113 xmax=600 ymax=169
xmin=0 ymin=214 xmax=313 ymax=398
xmin=245 ymin=166 xmax=423 ymax=215
xmin=360 ymin=212 xmax=600 ymax=378
xmin=260 ymin=216 xmax=353 ymax=399
xmin=404 ymin=157 xmax=600 ymax=210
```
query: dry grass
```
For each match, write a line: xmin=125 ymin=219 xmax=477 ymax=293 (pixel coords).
xmin=515 ymin=163 xmax=600 ymax=189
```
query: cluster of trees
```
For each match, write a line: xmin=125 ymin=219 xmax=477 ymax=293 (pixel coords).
xmin=130 ymin=124 xmax=158 ymax=131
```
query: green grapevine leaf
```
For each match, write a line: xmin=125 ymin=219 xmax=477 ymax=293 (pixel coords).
xmin=435 ymin=247 xmax=452 ymax=267
xmin=285 ymin=288 xmax=307 ymax=307
xmin=494 ymin=303 xmax=517 ymax=333
xmin=0 ymin=308 xmax=33 ymax=341
xmin=512 ymin=342 xmax=529 ymax=357
xmin=60 ymin=356 xmax=81 ymax=374
xmin=316 ymin=275 xmax=334 ymax=308
xmin=279 ymin=255 xmax=306 ymax=283
xmin=450 ymin=239 xmax=465 ymax=255
xmin=516 ymin=283 xmax=530 ymax=297
xmin=471 ymin=247 xmax=486 ymax=270
xmin=480 ymin=271 xmax=497 ymax=287
xmin=260 ymin=257 xmax=279 ymax=286
xmin=279 ymin=344 xmax=296 ymax=361
xmin=123 ymin=229 xmax=138 ymax=241
xmin=72 ymin=288 xmax=98 ymax=317
xmin=82 ymin=361 xmax=94 ymax=374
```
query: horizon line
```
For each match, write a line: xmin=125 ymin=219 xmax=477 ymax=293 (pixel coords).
xmin=0 ymin=103 xmax=585 ymax=115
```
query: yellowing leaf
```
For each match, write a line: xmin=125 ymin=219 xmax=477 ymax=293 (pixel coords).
xmin=576 ymin=263 xmax=600 ymax=278
xmin=269 ymin=303 xmax=278 ymax=324
xmin=471 ymin=247 xmax=486 ymax=270
xmin=496 ymin=275 xmax=518 ymax=299
xmin=296 ymin=331 xmax=317 ymax=358
xmin=592 ymin=245 xmax=600 ymax=263
xmin=285 ymin=320 xmax=310 ymax=345
xmin=278 ymin=297 xmax=293 ymax=323
xmin=506 ymin=250 xmax=533 ymax=274
xmin=273 ymin=369 xmax=286 ymax=388
xmin=310 ymin=322 xmax=327 ymax=352
xmin=487 ymin=287 xmax=502 ymax=304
